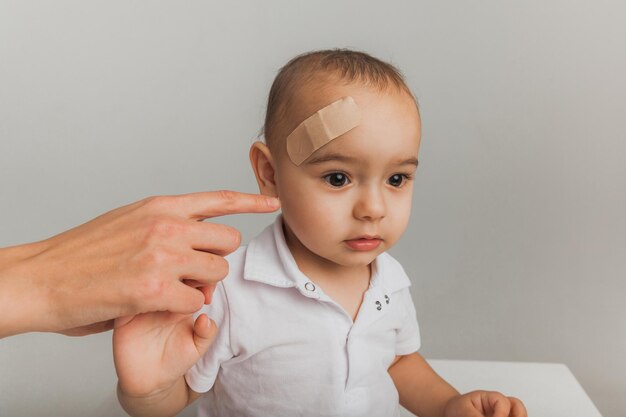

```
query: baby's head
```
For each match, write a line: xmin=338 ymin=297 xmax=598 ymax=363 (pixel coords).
xmin=251 ymin=49 xmax=421 ymax=268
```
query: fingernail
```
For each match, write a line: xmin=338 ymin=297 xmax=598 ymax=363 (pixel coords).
xmin=267 ymin=197 xmax=280 ymax=207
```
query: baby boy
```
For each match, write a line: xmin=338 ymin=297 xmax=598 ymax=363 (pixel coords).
xmin=114 ymin=49 xmax=526 ymax=417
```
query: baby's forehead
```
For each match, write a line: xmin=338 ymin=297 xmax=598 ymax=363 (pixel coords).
xmin=286 ymin=84 xmax=413 ymax=135
xmin=271 ymin=79 xmax=419 ymax=164
xmin=291 ymin=81 xmax=366 ymax=117
xmin=277 ymin=95 xmax=419 ymax=166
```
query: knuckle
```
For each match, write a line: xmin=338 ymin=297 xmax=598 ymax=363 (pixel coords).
xmin=136 ymin=273 xmax=167 ymax=302
xmin=138 ymin=245 xmax=176 ymax=271
xmin=216 ymin=190 xmax=238 ymax=206
xmin=173 ymin=251 xmax=190 ymax=266
xmin=144 ymin=278 xmax=167 ymax=301
xmin=139 ymin=195 xmax=158 ymax=206
xmin=144 ymin=248 xmax=166 ymax=268
xmin=143 ymin=195 xmax=173 ymax=211
xmin=229 ymin=228 xmax=242 ymax=248
xmin=211 ymin=223 xmax=242 ymax=251
xmin=220 ymin=228 xmax=242 ymax=252
xmin=128 ymin=249 xmax=172 ymax=307
xmin=206 ymin=254 xmax=229 ymax=279
xmin=256 ymin=194 xmax=274 ymax=209
xmin=145 ymin=216 xmax=184 ymax=241
xmin=216 ymin=255 xmax=230 ymax=277
xmin=189 ymin=290 xmax=205 ymax=311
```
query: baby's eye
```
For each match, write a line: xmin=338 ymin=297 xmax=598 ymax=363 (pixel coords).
xmin=324 ymin=172 xmax=350 ymax=188
xmin=387 ymin=174 xmax=410 ymax=188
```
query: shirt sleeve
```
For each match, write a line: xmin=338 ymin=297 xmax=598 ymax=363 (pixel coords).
xmin=395 ymin=288 xmax=421 ymax=355
xmin=185 ymin=282 xmax=234 ymax=393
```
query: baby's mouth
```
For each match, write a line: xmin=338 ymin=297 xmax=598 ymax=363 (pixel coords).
xmin=344 ymin=236 xmax=383 ymax=251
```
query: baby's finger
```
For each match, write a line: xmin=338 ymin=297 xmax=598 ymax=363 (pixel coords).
xmin=486 ymin=392 xmax=511 ymax=417
xmin=193 ymin=314 xmax=218 ymax=355
xmin=508 ymin=397 xmax=527 ymax=417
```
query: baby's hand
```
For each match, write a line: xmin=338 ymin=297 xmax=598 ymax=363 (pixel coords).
xmin=113 ymin=312 xmax=217 ymax=399
xmin=444 ymin=391 xmax=527 ymax=417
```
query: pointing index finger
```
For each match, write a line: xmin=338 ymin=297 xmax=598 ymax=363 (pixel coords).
xmin=176 ymin=191 xmax=280 ymax=220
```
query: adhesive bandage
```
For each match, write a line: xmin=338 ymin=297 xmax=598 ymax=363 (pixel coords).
xmin=286 ymin=96 xmax=361 ymax=165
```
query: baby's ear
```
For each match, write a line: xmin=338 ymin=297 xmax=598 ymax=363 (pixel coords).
xmin=249 ymin=141 xmax=278 ymax=197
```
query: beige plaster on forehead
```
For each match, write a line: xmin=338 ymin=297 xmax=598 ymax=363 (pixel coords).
xmin=274 ymin=81 xmax=420 ymax=162
xmin=286 ymin=96 xmax=361 ymax=165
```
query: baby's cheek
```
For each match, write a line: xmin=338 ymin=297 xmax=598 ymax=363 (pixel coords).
xmin=386 ymin=216 xmax=411 ymax=248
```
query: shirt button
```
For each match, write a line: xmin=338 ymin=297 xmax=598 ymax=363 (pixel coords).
xmin=375 ymin=300 xmax=382 ymax=310
xmin=304 ymin=282 xmax=316 ymax=292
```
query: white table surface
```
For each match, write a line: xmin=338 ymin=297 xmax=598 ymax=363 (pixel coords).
xmin=396 ymin=360 xmax=603 ymax=417
xmin=79 ymin=359 xmax=607 ymax=417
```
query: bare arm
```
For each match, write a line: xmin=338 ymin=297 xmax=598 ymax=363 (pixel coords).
xmin=389 ymin=352 xmax=528 ymax=417
xmin=389 ymin=352 xmax=459 ymax=417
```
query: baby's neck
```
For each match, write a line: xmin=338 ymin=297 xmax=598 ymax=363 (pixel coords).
xmin=302 ymin=260 xmax=371 ymax=322
xmin=283 ymin=227 xmax=372 ymax=321
xmin=298 ymin=257 xmax=370 ymax=285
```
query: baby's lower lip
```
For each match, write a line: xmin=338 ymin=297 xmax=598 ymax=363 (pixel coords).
xmin=344 ymin=238 xmax=382 ymax=251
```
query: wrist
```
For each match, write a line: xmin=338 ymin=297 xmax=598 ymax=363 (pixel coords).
xmin=117 ymin=378 xmax=190 ymax=417
xmin=0 ymin=241 xmax=50 ymax=337
xmin=442 ymin=393 xmax=464 ymax=417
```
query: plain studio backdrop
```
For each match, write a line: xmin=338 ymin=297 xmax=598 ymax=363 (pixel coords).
xmin=1 ymin=1 xmax=624 ymax=416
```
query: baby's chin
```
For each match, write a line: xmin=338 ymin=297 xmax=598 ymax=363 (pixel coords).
xmin=324 ymin=248 xmax=385 ymax=268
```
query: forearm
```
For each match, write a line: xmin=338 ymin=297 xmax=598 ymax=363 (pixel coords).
xmin=0 ymin=241 xmax=50 ymax=338
xmin=117 ymin=377 xmax=194 ymax=417
xmin=389 ymin=352 xmax=459 ymax=417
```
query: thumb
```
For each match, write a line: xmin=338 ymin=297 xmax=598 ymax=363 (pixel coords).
xmin=193 ymin=314 xmax=218 ymax=355
xmin=114 ymin=315 xmax=135 ymax=329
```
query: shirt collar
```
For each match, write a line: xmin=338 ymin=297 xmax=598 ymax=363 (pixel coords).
xmin=243 ymin=216 xmax=411 ymax=294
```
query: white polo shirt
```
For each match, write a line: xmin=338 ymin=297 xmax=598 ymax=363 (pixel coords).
xmin=185 ymin=217 xmax=421 ymax=417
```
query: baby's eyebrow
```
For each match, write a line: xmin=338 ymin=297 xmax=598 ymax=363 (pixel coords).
xmin=305 ymin=152 xmax=358 ymax=165
xmin=399 ymin=157 xmax=419 ymax=167
xmin=305 ymin=153 xmax=419 ymax=167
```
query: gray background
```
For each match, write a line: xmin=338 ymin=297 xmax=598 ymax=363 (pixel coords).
xmin=1 ymin=1 xmax=624 ymax=416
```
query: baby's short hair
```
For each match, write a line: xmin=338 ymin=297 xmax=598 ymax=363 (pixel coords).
xmin=263 ymin=49 xmax=416 ymax=152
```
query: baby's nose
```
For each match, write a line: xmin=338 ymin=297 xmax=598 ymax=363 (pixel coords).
xmin=353 ymin=186 xmax=386 ymax=221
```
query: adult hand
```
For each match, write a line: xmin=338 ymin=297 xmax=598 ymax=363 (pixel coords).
xmin=0 ymin=191 xmax=280 ymax=338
